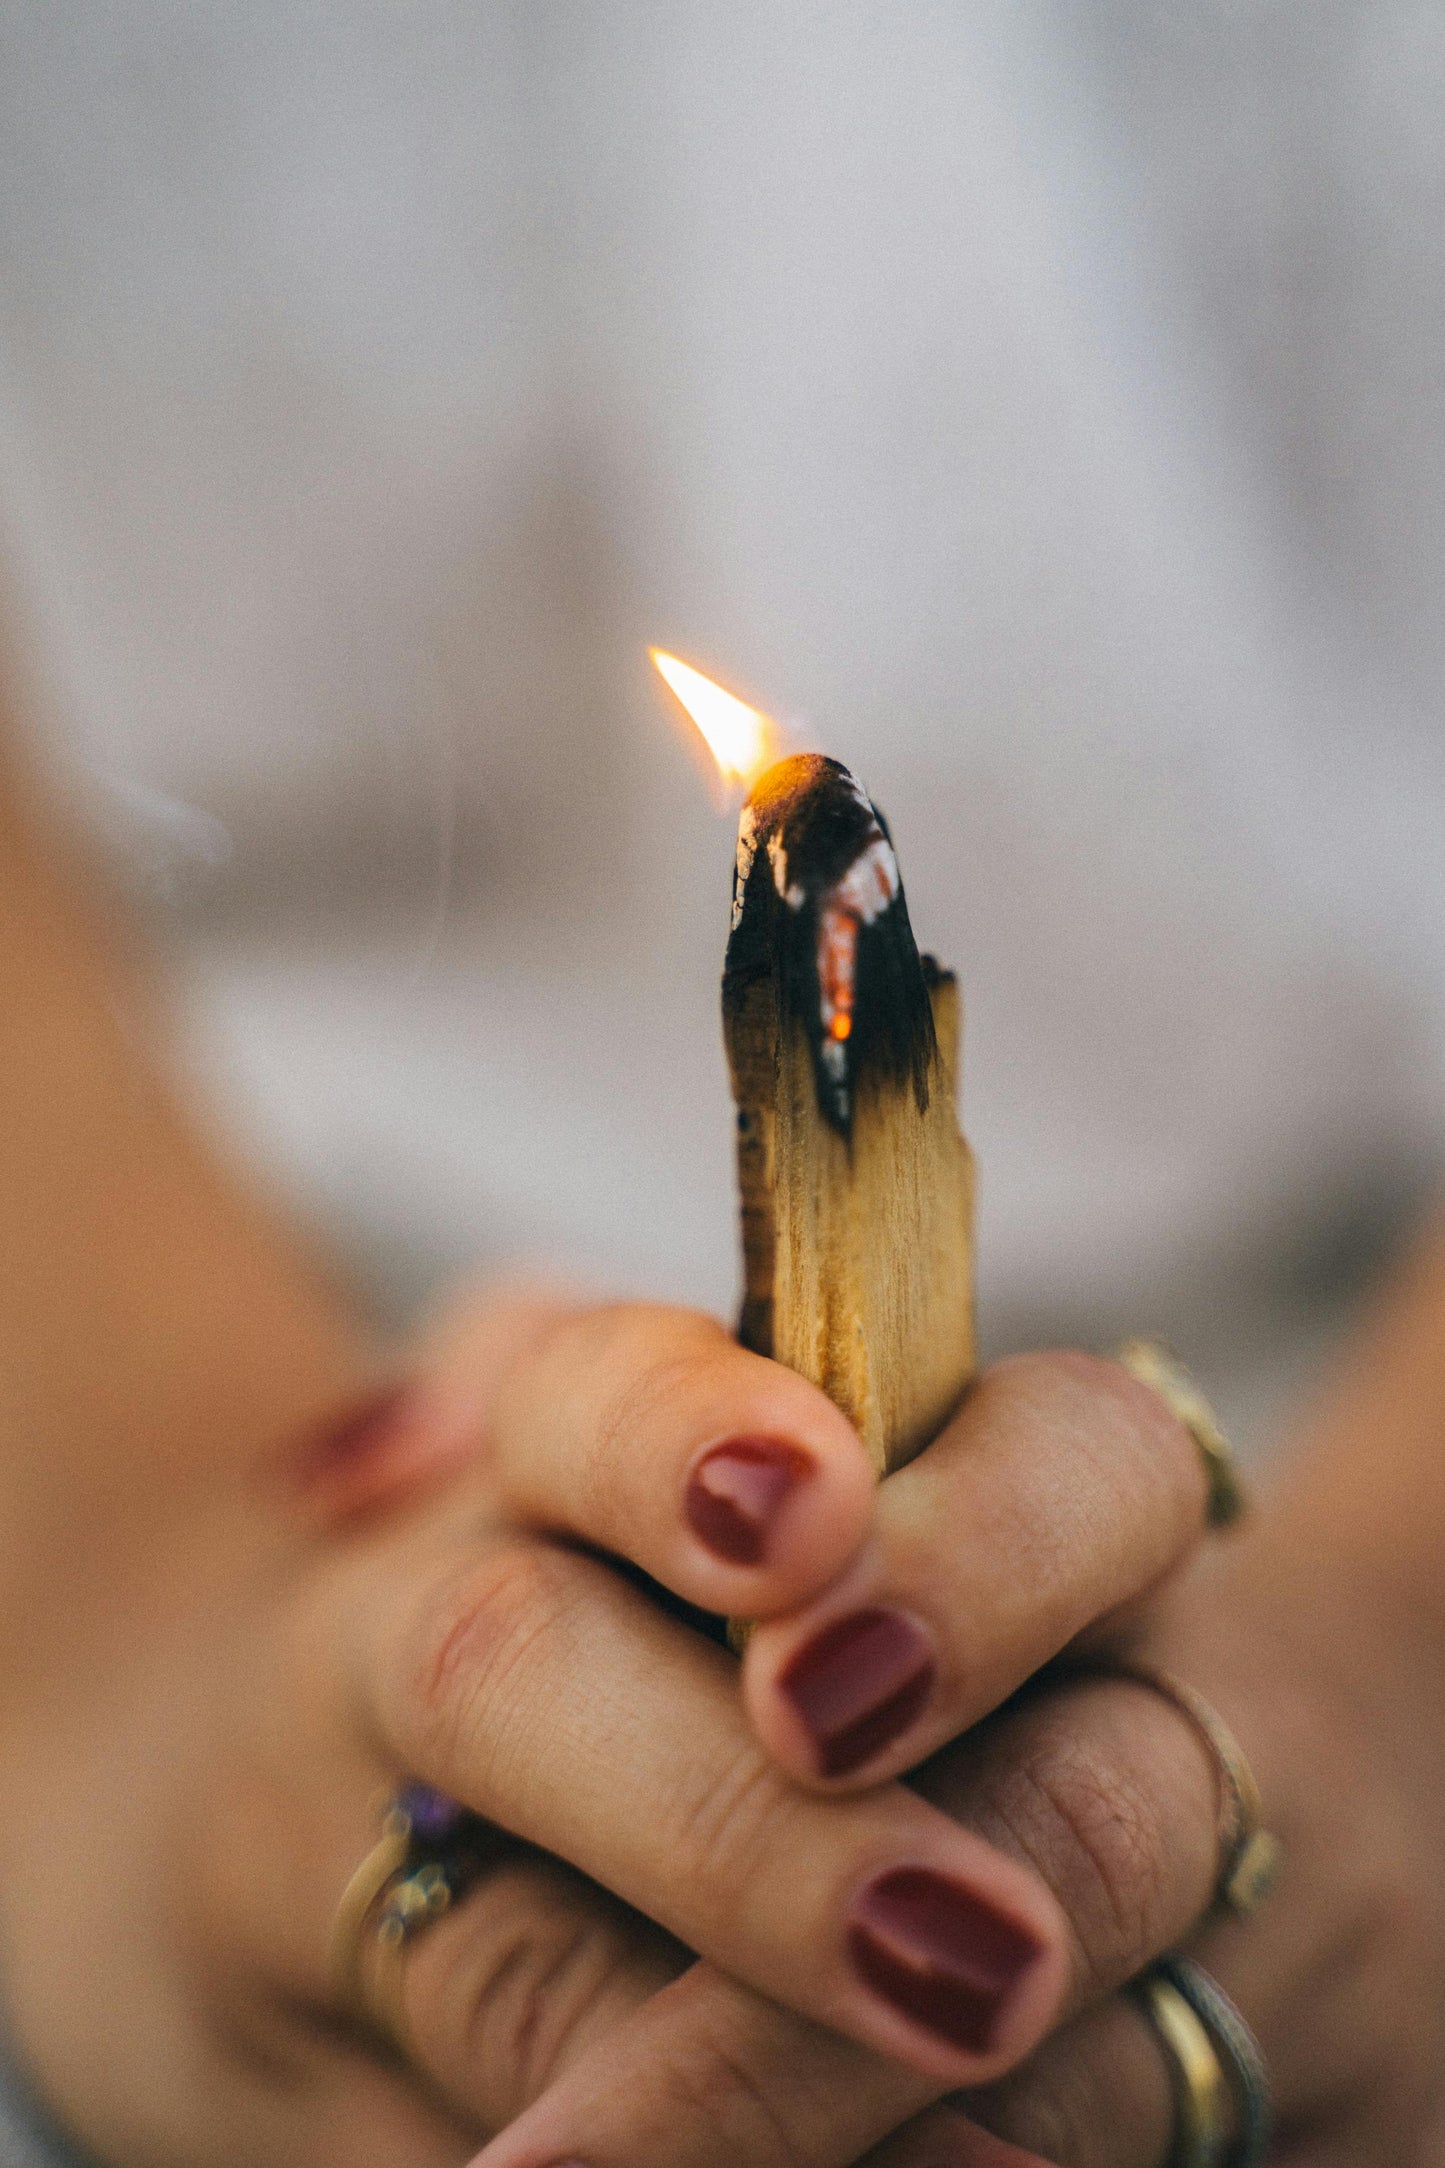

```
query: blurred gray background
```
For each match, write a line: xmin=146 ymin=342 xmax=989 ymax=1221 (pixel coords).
xmin=2 ymin=3 xmax=1443 ymax=1449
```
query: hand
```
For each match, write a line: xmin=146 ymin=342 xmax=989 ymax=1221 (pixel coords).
xmin=946 ymin=1536 xmax=1445 ymax=2167
xmin=484 ymin=1380 xmax=1445 ymax=2168
xmin=0 ymin=1293 xmax=1036 ymax=2165
xmin=471 ymin=1348 xmax=1228 ymax=2168
xmin=0 ymin=1301 xmax=1210 ymax=2168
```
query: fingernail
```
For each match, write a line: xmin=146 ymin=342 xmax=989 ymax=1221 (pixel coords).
xmin=778 ymin=1607 xmax=935 ymax=1776
xmin=291 ymin=1383 xmax=415 ymax=1479
xmin=848 ymin=1867 xmax=1046 ymax=2056
xmin=684 ymin=1436 xmax=814 ymax=1565
xmin=283 ymin=1381 xmax=480 ymax=1519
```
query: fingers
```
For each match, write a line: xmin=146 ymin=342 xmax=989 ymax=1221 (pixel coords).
xmin=277 ymin=1285 xmax=569 ymax=1524
xmin=955 ymin=1643 xmax=1445 ymax=2168
xmin=466 ymin=1961 xmax=941 ymax=2168
xmin=289 ymin=1291 xmax=878 ymax=1622
xmin=481 ymin=1302 xmax=879 ymax=1617
xmin=400 ymin=1850 xmax=688 ymax=2132
xmin=437 ymin=1671 xmax=1221 ymax=2168
xmin=453 ymin=1672 xmax=1211 ymax=2166
xmin=743 ymin=1352 xmax=1209 ymax=1786
xmin=358 ymin=1527 xmax=1069 ymax=2086
xmin=921 ymin=1672 xmax=1220 ymax=2008
xmin=969 ymin=1943 xmax=1439 ymax=2168
xmin=967 ymin=1994 xmax=1174 ymax=2168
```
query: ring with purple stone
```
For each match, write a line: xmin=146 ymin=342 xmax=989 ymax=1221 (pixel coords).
xmin=331 ymin=1784 xmax=495 ymax=2056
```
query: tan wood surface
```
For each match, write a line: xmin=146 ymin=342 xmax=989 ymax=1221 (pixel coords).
xmin=726 ymin=967 xmax=976 ymax=1477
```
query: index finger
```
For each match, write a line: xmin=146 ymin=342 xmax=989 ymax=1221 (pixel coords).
xmin=483 ymin=1301 xmax=880 ymax=1618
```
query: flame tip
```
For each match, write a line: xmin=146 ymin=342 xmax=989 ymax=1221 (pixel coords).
xmin=649 ymin=645 xmax=778 ymax=792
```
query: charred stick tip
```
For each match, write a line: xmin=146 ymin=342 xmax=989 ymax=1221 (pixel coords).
xmin=723 ymin=753 xmax=937 ymax=1135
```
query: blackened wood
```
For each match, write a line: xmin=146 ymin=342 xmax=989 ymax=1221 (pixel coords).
xmin=723 ymin=755 xmax=976 ymax=1477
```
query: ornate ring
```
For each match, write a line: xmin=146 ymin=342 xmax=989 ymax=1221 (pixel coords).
xmin=1136 ymin=1955 xmax=1273 ymax=2168
xmin=1100 ymin=1661 xmax=1283 ymax=1918
xmin=331 ymin=1785 xmax=495 ymax=2057
xmin=1115 ymin=1339 xmax=1247 ymax=1529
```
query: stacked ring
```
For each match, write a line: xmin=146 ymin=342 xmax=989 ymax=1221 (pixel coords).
xmin=1135 ymin=1965 xmax=1232 ymax=2167
xmin=331 ymin=1785 xmax=495 ymax=2057
xmin=1136 ymin=1955 xmax=1273 ymax=2168
xmin=1106 ymin=1345 xmax=1277 ymax=2165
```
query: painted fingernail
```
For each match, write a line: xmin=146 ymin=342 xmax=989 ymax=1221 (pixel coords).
xmin=291 ymin=1383 xmax=415 ymax=1479
xmin=684 ymin=1436 xmax=814 ymax=1565
xmin=848 ymin=1867 xmax=1046 ymax=2056
xmin=778 ymin=1607 xmax=935 ymax=1776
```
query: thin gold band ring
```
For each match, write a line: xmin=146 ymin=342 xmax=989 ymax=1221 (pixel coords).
xmin=1104 ymin=1662 xmax=1283 ymax=1919
xmin=1115 ymin=1339 xmax=1247 ymax=1530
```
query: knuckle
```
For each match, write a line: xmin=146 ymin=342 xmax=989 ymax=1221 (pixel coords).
xmin=411 ymin=1866 xmax=660 ymax=2122
xmin=398 ymin=1541 xmax=575 ymax=1781
xmin=458 ymin=1914 xmax=615 ymax=2108
xmin=981 ymin=1347 xmax=1206 ymax=1566
xmin=547 ymin=1304 xmax=729 ymax=1498
xmin=971 ymin=1998 xmax=1169 ymax=2168
xmin=650 ymin=2021 xmax=816 ymax=2168
xmin=990 ymin=1346 xmax=1197 ymax=1480
xmin=670 ymin=1741 xmax=785 ymax=1891
xmin=985 ymin=1727 xmax=1174 ymax=1994
xmin=494 ymin=1924 xmax=615 ymax=2105
xmin=975 ymin=2069 xmax=1117 ymax=2168
xmin=974 ymin=2082 xmax=1085 ymax=2168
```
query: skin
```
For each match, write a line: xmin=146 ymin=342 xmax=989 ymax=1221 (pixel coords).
xmin=0 ymin=700 xmax=1442 ymax=2166
xmin=474 ymin=1253 xmax=1445 ymax=2168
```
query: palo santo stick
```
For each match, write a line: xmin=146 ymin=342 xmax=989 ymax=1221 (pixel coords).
xmin=723 ymin=754 xmax=976 ymax=1478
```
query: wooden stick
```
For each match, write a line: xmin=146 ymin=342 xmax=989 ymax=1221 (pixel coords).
xmin=723 ymin=755 xmax=976 ymax=1477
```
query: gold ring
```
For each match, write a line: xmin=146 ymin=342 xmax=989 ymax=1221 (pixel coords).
xmin=1116 ymin=1339 xmax=1247 ymax=1529
xmin=363 ymin=1861 xmax=457 ymax=2056
xmin=330 ymin=1801 xmax=413 ymax=2025
xmin=1135 ymin=1967 xmax=1232 ymax=2167
xmin=330 ymin=1786 xmax=494 ymax=2058
xmin=1137 ymin=1956 xmax=1273 ymax=2168
xmin=1102 ymin=1662 xmax=1283 ymax=1918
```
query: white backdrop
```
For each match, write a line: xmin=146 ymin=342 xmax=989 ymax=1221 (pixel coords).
xmin=1 ymin=4 xmax=1441 ymax=1435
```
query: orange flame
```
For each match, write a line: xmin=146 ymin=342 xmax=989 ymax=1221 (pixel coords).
xmin=650 ymin=649 xmax=779 ymax=793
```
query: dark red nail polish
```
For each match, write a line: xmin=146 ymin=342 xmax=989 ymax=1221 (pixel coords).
xmin=848 ymin=1867 xmax=1045 ymax=2056
xmin=778 ymin=1608 xmax=935 ymax=1776
xmin=292 ymin=1383 xmax=414 ymax=1479
xmin=684 ymin=1437 xmax=814 ymax=1565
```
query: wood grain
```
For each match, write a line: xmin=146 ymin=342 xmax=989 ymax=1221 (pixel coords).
xmin=726 ymin=955 xmax=975 ymax=1478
